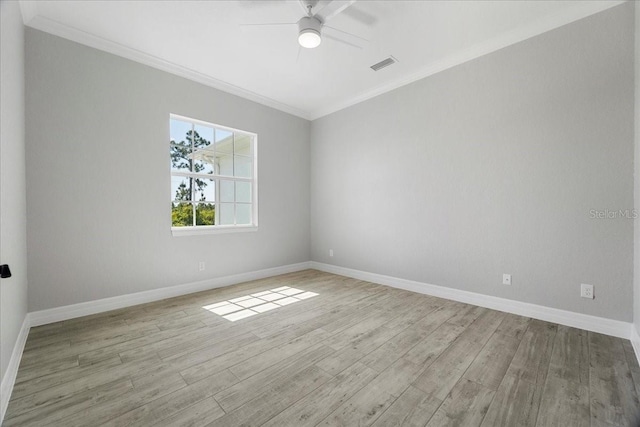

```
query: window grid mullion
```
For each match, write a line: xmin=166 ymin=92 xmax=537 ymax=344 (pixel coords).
xmin=215 ymin=179 xmax=220 ymax=226
xmin=171 ymin=170 xmax=251 ymax=182
xmin=190 ymin=123 xmax=195 ymax=227
xmin=231 ymin=181 xmax=236 ymax=224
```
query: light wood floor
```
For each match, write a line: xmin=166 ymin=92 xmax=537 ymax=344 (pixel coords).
xmin=4 ymin=270 xmax=640 ymax=426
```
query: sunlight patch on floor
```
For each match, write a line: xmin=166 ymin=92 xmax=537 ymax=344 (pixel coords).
xmin=202 ymin=286 xmax=319 ymax=321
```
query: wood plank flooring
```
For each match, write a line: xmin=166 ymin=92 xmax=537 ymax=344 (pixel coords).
xmin=4 ymin=269 xmax=640 ymax=426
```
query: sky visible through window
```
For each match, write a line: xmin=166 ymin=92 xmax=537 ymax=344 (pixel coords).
xmin=202 ymin=286 xmax=319 ymax=321
xmin=170 ymin=118 xmax=236 ymax=201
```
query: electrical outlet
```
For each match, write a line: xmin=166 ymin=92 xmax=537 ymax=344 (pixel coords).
xmin=329 ymin=249 xmax=334 ymax=257
xmin=502 ymin=274 xmax=512 ymax=285
xmin=581 ymin=284 xmax=594 ymax=299
xmin=199 ymin=261 xmax=205 ymax=271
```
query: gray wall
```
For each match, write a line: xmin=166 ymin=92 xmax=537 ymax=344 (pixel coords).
xmin=21 ymin=3 xmax=639 ymax=324
xmin=310 ymin=4 xmax=635 ymax=321
xmin=25 ymin=29 xmax=310 ymax=312
xmin=1 ymin=1 xmax=28 ymax=382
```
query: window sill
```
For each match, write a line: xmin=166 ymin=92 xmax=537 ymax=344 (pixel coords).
xmin=171 ymin=225 xmax=258 ymax=237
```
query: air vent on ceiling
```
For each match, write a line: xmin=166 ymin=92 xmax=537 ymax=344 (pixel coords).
xmin=370 ymin=56 xmax=398 ymax=71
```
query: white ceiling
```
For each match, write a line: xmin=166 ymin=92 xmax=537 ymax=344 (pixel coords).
xmin=19 ymin=0 xmax=623 ymax=120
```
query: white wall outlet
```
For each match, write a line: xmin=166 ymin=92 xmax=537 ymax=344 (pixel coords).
xmin=329 ymin=249 xmax=334 ymax=257
xmin=199 ymin=261 xmax=205 ymax=271
xmin=502 ymin=274 xmax=512 ymax=285
xmin=581 ymin=283 xmax=594 ymax=299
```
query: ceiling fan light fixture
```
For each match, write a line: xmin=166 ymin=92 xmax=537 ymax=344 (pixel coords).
xmin=298 ymin=16 xmax=322 ymax=49
xmin=298 ymin=29 xmax=321 ymax=48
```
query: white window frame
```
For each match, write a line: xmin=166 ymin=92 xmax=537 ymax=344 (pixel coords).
xmin=170 ymin=114 xmax=258 ymax=237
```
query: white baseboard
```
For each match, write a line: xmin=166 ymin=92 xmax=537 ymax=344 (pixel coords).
xmin=631 ymin=325 xmax=640 ymax=367
xmin=0 ymin=261 xmax=312 ymax=424
xmin=29 ymin=261 xmax=312 ymax=327
xmin=310 ymin=261 xmax=633 ymax=340
xmin=1 ymin=315 xmax=30 ymax=423
xmin=6 ymin=259 xmax=634 ymax=425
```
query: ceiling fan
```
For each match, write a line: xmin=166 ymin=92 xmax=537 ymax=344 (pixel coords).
xmin=241 ymin=0 xmax=367 ymax=50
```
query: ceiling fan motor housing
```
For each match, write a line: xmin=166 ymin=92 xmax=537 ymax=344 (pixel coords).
xmin=298 ymin=16 xmax=323 ymax=48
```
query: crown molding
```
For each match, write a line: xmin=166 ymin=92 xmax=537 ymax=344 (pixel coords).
xmin=24 ymin=14 xmax=311 ymax=121
xmin=20 ymin=1 xmax=624 ymax=122
xmin=308 ymin=1 xmax=626 ymax=120
xmin=18 ymin=0 xmax=38 ymax=25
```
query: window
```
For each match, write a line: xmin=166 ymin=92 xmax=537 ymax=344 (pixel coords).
xmin=170 ymin=114 xmax=257 ymax=235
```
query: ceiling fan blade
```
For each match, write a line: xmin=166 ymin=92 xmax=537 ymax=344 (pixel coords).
xmin=323 ymin=33 xmax=363 ymax=49
xmin=322 ymin=25 xmax=369 ymax=44
xmin=341 ymin=6 xmax=377 ymax=26
xmin=239 ymin=22 xmax=297 ymax=27
xmin=315 ymin=0 xmax=356 ymax=23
